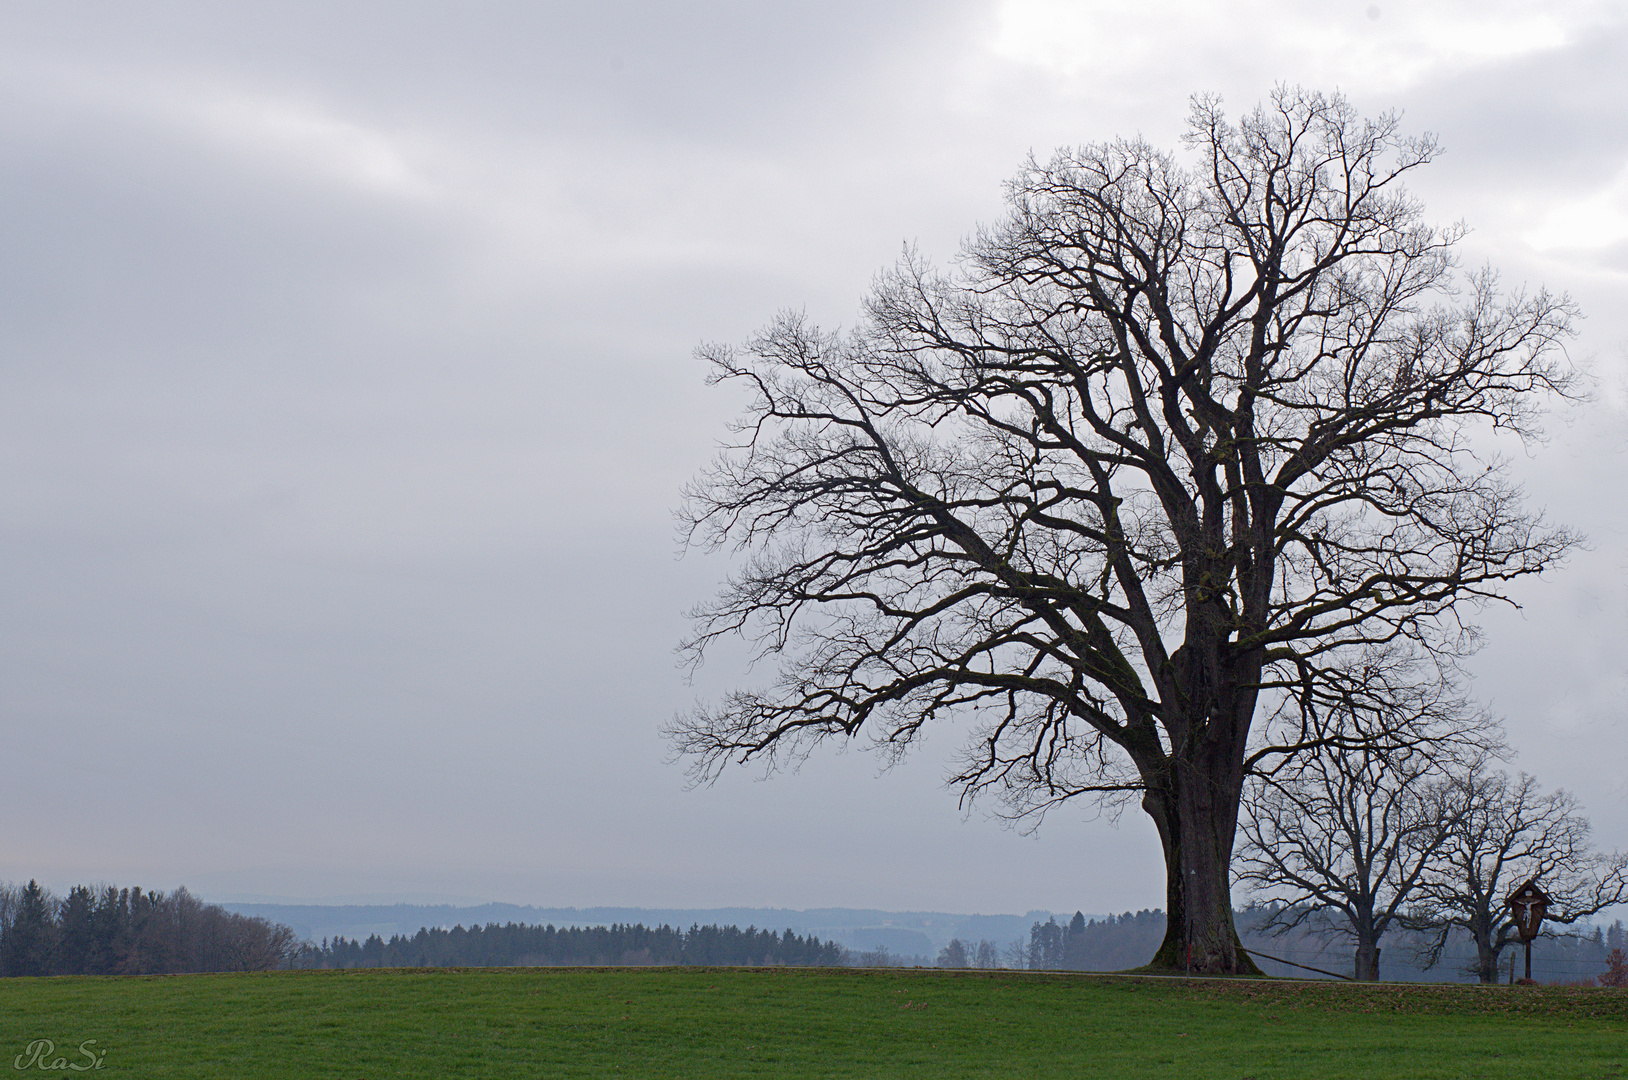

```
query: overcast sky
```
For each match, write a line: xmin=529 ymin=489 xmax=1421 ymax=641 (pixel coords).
xmin=3 ymin=1 xmax=1625 ymax=917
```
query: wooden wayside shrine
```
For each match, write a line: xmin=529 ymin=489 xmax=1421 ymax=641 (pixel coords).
xmin=1505 ymin=878 xmax=1551 ymax=983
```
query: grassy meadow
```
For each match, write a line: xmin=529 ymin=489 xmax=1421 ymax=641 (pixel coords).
xmin=3 ymin=966 xmax=1624 ymax=1079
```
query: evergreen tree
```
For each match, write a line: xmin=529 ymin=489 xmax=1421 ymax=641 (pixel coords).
xmin=89 ymin=887 xmax=130 ymax=975
xmin=1028 ymin=918 xmax=1064 ymax=970
xmin=1062 ymin=911 xmax=1088 ymax=969
xmin=55 ymin=886 xmax=96 ymax=975
xmin=2 ymin=881 xmax=57 ymax=977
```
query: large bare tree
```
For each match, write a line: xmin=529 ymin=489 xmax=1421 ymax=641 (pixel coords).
xmin=672 ymin=88 xmax=1577 ymax=973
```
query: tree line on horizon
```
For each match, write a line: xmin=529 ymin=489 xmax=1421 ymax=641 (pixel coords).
xmin=4 ymin=877 xmax=1623 ymax=984
xmin=0 ymin=880 xmax=294 ymax=976
xmin=294 ymin=921 xmax=845 ymax=969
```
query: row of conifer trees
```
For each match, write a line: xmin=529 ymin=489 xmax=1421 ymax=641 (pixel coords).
xmin=294 ymin=921 xmax=844 ymax=969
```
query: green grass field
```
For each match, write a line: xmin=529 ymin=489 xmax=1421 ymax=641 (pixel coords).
xmin=3 ymin=966 xmax=1624 ymax=1078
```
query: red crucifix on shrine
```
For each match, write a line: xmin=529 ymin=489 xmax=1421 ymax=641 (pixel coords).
xmin=1505 ymin=878 xmax=1551 ymax=982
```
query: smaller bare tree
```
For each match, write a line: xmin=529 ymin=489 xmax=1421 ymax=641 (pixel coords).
xmin=1410 ymin=768 xmax=1628 ymax=984
xmin=1237 ymin=656 xmax=1499 ymax=980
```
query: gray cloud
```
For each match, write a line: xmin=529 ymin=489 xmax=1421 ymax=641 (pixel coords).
xmin=1404 ymin=22 xmax=1628 ymax=190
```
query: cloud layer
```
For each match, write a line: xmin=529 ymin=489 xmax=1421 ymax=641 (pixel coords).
xmin=1 ymin=0 xmax=1623 ymax=913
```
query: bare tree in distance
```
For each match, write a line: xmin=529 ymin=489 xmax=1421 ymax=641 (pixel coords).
xmin=1601 ymin=948 xmax=1628 ymax=988
xmin=1411 ymin=768 xmax=1628 ymax=984
xmin=672 ymin=86 xmax=1579 ymax=973
xmin=936 ymin=938 xmax=971 ymax=968
xmin=1236 ymin=653 xmax=1503 ymax=980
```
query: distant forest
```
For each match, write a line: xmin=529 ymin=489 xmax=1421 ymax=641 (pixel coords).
xmin=5 ymin=880 xmax=1623 ymax=983
xmin=296 ymin=922 xmax=844 ymax=969
xmin=0 ymin=880 xmax=293 ymax=976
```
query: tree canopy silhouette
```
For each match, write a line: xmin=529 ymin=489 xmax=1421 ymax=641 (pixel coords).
xmin=673 ymin=87 xmax=1577 ymax=973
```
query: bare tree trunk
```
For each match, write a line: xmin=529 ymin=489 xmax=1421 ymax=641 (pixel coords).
xmin=1142 ymin=744 xmax=1261 ymax=976
xmin=1353 ymin=897 xmax=1382 ymax=980
xmin=1354 ymin=937 xmax=1381 ymax=981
